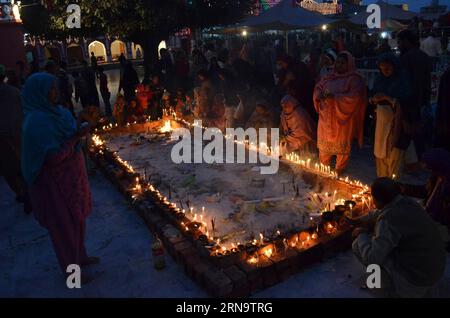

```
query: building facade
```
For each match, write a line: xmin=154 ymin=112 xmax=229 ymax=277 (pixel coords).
xmin=24 ymin=35 xmax=144 ymax=68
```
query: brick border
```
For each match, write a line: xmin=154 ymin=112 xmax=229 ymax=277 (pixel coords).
xmin=89 ymin=127 xmax=364 ymax=297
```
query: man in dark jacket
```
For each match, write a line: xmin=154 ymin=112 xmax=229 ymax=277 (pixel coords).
xmin=352 ymin=178 xmax=446 ymax=297
xmin=397 ymin=30 xmax=432 ymax=163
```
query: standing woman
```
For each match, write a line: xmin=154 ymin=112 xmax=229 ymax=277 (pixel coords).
xmin=313 ymin=52 xmax=367 ymax=175
xmin=21 ymin=73 xmax=98 ymax=283
xmin=370 ymin=53 xmax=412 ymax=178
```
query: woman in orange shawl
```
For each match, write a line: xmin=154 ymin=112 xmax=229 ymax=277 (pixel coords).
xmin=313 ymin=51 xmax=367 ymax=175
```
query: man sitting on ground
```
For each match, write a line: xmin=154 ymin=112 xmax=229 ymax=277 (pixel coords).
xmin=351 ymin=177 xmax=447 ymax=298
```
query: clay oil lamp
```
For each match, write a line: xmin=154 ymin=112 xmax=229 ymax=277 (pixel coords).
xmin=198 ymin=234 xmax=209 ymax=246
xmin=322 ymin=211 xmax=334 ymax=222
xmin=175 ymin=209 xmax=186 ymax=221
xmin=334 ymin=205 xmax=347 ymax=217
xmin=273 ymin=231 xmax=285 ymax=253
xmin=287 ymin=233 xmax=299 ymax=248
xmin=345 ymin=200 xmax=357 ymax=209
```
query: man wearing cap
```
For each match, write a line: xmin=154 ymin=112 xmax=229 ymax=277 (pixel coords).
xmin=0 ymin=64 xmax=31 ymax=213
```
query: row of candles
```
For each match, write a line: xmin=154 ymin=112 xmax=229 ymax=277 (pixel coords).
xmin=95 ymin=114 xmax=371 ymax=196
xmin=91 ymin=118 xmax=372 ymax=265
xmin=177 ymin=117 xmax=371 ymax=194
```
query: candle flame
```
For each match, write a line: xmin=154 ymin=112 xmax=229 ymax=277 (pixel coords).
xmin=264 ymin=248 xmax=273 ymax=258
xmin=160 ymin=120 xmax=173 ymax=133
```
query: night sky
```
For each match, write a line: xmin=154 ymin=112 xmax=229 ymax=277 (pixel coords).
xmin=362 ymin=0 xmax=450 ymax=12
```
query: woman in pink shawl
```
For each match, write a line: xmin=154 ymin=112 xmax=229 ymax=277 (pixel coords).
xmin=280 ymin=95 xmax=316 ymax=156
xmin=313 ymin=51 xmax=367 ymax=175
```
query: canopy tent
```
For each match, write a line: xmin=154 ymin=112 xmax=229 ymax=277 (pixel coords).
xmin=380 ymin=18 xmax=407 ymax=31
xmin=236 ymin=0 xmax=332 ymax=31
xmin=349 ymin=0 xmax=418 ymax=26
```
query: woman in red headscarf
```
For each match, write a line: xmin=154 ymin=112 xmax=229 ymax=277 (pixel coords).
xmin=313 ymin=52 xmax=367 ymax=175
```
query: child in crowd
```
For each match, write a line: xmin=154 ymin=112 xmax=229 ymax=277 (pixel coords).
xmin=113 ymin=94 xmax=127 ymax=126
xmin=79 ymin=104 xmax=101 ymax=130
xmin=206 ymin=94 xmax=226 ymax=131
xmin=174 ymin=88 xmax=192 ymax=118
xmin=148 ymin=74 xmax=164 ymax=120
xmin=136 ymin=83 xmax=151 ymax=116
xmin=161 ymin=90 xmax=172 ymax=115
xmin=245 ymin=100 xmax=275 ymax=131
xmin=126 ymin=99 xmax=138 ymax=124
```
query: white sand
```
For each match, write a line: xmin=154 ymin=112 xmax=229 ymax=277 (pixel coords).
xmin=103 ymin=121 xmax=348 ymax=246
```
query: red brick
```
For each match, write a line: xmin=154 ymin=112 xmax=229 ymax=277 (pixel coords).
xmin=212 ymin=253 xmax=240 ymax=269
xmin=284 ymin=248 xmax=300 ymax=273
xmin=203 ymin=269 xmax=233 ymax=297
xmin=183 ymin=254 xmax=199 ymax=278
xmin=160 ymin=224 xmax=181 ymax=245
xmin=223 ymin=266 xmax=249 ymax=298
xmin=166 ymin=236 xmax=187 ymax=257
xmin=258 ymin=255 xmax=279 ymax=288
xmin=142 ymin=211 xmax=164 ymax=232
xmin=268 ymin=251 xmax=292 ymax=281
xmin=294 ymin=242 xmax=324 ymax=268
xmin=191 ymin=260 xmax=214 ymax=285
xmin=178 ymin=247 xmax=197 ymax=267
xmin=237 ymin=260 xmax=264 ymax=294
xmin=173 ymin=241 xmax=194 ymax=264
xmin=154 ymin=220 xmax=169 ymax=236
xmin=321 ymin=228 xmax=352 ymax=255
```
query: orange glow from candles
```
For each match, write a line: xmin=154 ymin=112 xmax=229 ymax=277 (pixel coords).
xmin=264 ymin=248 xmax=273 ymax=258
xmin=94 ymin=118 xmax=374 ymax=258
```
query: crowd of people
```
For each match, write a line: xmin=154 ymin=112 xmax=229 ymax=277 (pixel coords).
xmin=1 ymin=27 xmax=450 ymax=295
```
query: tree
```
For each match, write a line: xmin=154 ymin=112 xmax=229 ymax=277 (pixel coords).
xmin=21 ymin=0 xmax=254 ymax=78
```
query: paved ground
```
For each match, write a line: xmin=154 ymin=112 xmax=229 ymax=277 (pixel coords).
xmin=2 ymin=144 xmax=449 ymax=298
xmin=0 ymin=171 xmax=369 ymax=298
xmin=2 ymin=68 xmax=449 ymax=298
